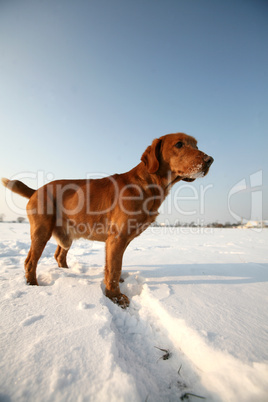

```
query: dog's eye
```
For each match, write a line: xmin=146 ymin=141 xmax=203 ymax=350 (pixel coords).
xmin=175 ymin=141 xmax=183 ymax=149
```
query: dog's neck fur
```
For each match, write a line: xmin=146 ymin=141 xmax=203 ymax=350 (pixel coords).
xmin=136 ymin=162 xmax=179 ymax=190
xmin=121 ymin=162 xmax=180 ymax=215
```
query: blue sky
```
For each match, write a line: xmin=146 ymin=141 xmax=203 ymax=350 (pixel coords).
xmin=0 ymin=0 xmax=267 ymax=224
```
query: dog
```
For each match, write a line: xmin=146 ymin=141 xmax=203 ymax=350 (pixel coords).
xmin=2 ymin=133 xmax=213 ymax=308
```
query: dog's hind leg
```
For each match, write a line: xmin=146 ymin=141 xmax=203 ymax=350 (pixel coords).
xmin=25 ymin=193 xmax=56 ymax=285
xmin=54 ymin=245 xmax=69 ymax=268
xmin=52 ymin=226 xmax=72 ymax=268
xmin=25 ymin=223 xmax=54 ymax=285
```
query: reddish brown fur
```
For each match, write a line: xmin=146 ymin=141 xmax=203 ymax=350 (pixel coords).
xmin=2 ymin=133 xmax=213 ymax=308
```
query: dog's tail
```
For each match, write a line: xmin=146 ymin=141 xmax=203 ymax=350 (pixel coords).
xmin=1 ymin=178 xmax=35 ymax=199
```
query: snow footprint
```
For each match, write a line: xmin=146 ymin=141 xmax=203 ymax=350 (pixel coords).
xmin=21 ymin=315 xmax=45 ymax=326
xmin=5 ymin=290 xmax=26 ymax=299
xmin=50 ymin=366 xmax=78 ymax=392
xmin=77 ymin=301 xmax=95 ymax=310
xmin=38 ymin=269 xmax=62 ymax=286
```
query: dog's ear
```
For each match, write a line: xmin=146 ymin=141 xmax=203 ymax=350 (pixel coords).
xmin=141 ymin=139 xmax=162 ymax=174
xmin=182 ymin=178 xmax=196 ymax=182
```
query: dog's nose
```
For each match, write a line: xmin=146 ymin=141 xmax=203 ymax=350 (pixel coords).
xmin=204 ymin=155 xmax=214 ymax=167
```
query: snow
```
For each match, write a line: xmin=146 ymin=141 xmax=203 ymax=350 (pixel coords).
xmin=0 ymin=223 xmax=268 ymax=402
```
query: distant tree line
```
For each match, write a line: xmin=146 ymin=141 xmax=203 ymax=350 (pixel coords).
xmin=0 ymin=214 xmax=26 ymax=223
xmin=152 ymin=221 xmax=240 ymax=228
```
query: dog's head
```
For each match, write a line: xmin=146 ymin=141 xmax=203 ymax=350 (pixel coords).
xmin=141 ymin=133 xmax=213 ymax=182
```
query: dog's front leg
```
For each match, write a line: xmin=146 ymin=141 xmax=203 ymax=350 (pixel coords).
xmin=104 ymin=235 xmax=130 ymax=308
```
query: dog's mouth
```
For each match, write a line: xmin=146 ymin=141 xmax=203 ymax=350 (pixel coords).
xmin=180 ymin=156 xmax=214 ymax=181
xmin=167 ymin=156 xmax=214 ymax=187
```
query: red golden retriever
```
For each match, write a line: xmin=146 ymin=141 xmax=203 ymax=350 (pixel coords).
xmin=2 ymin=133 xmax=213 ymax=308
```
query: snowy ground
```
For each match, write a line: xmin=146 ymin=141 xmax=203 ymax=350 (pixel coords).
xmin=0 ymin=223 xmax=268 ymax=402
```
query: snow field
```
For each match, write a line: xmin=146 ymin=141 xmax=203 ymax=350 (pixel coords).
xmin=0 ymin=223 xmax=268 ymax=401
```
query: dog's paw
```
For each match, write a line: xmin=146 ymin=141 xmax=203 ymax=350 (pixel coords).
xmin=105 ymin=289 xmax=130 ymax=309
xmin=115 ymin=293 xmax=130 ymax=309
